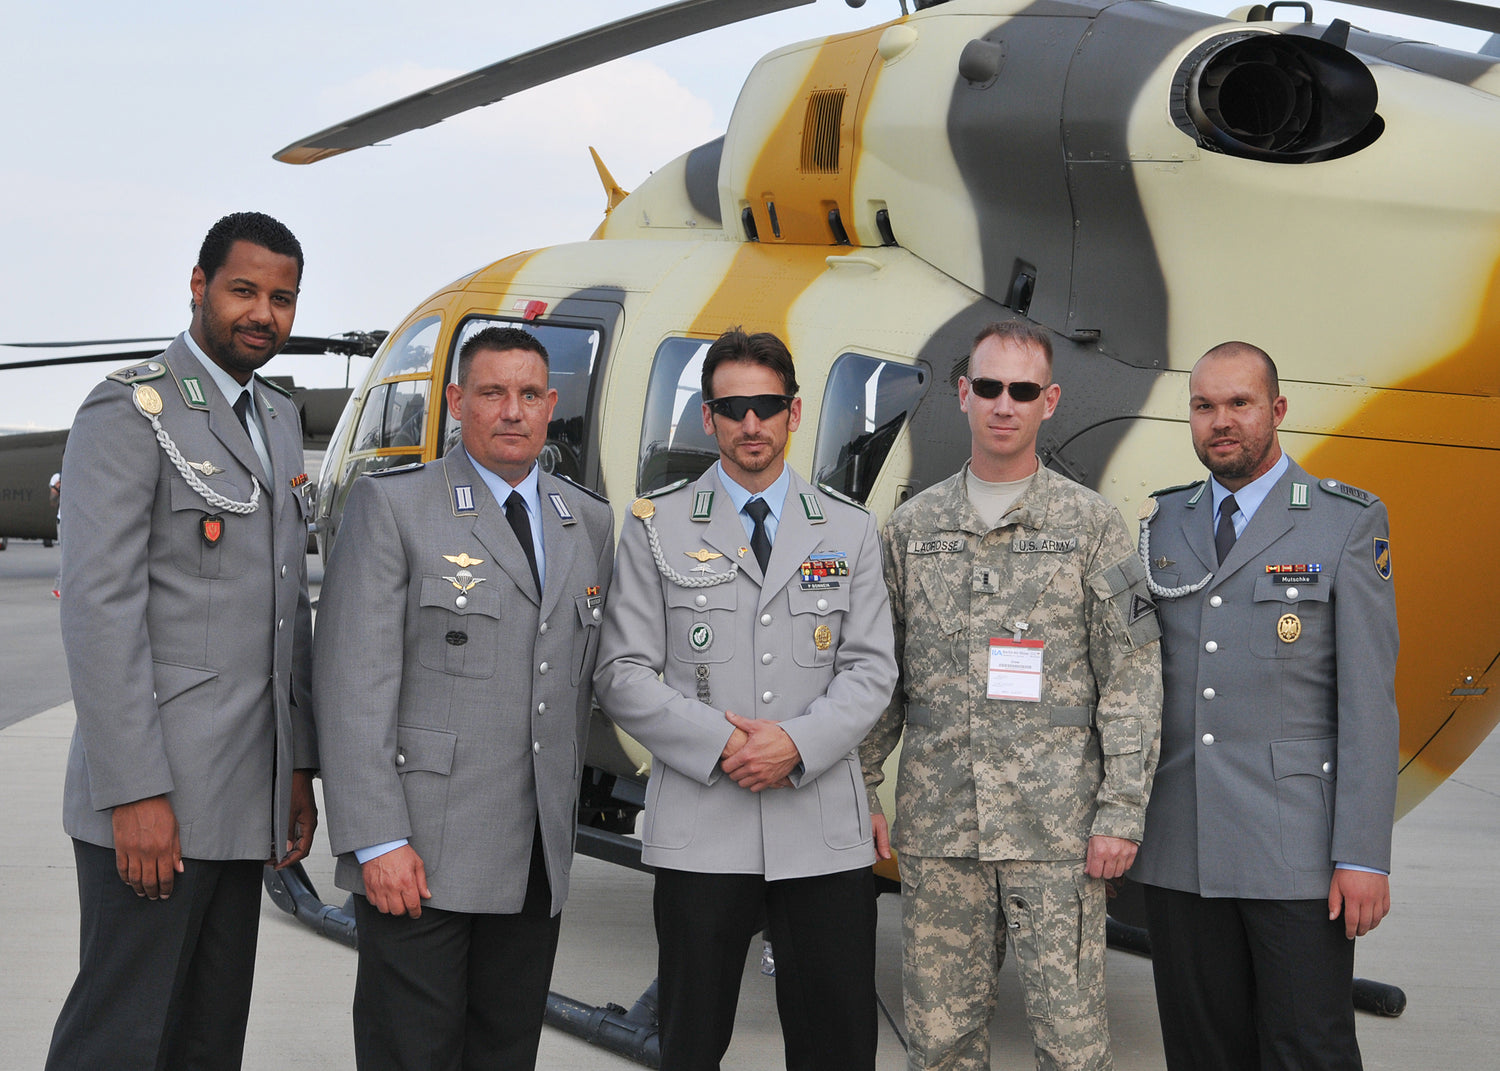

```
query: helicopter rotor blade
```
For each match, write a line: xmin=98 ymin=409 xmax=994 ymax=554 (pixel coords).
xmin=1332 ymin=0 xmax=1500 ymax=34
xmin=0 ymin=332 xmax=386 ymax=372
xmin=274 ymin=0 xmax=815 ymax=165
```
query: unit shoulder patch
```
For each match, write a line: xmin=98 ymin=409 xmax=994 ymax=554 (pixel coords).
xmin=368 ymin=462 xmax=426 ymax=479
xmin=106 ymin=360 xmax=169 ymax=386
xmin=254 ymin=373 xmax=295 ymax=399
xmin=552 ymin=473 xmax=609 ymax=504
xmin=815 ymin=483 xmax=869 ymax=513
xmin=1318 ymin=478 xmax=1377 ymax=507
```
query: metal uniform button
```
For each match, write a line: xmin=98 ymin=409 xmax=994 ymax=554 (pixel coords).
xmin=761 ymin=652 xmax=773 ymax=665
xmin=762 ymin=691 xmax=773 ymax=704
xmin=1205 ymin=641 xmax=1218 ymax=653
xmin=532 ymin=741 xmax=542 ymax=754
xmin=538 ymin=702 xmax=547 ymax=715
xmin=1203 ymin=687 xmax=1216 ymax=700
xmin=395 ymin=752 xmax=406 ymax=767
xmin=277 ymin=618 xmax=284 ymax=631
xmin=539 ymin=621 xmax=548 ymax=634
xmin=1209 ymin=595 xmax=1223 ymax=608
xmin=1322 ymin=761 xmax=1333 ymax=773
xmin=1202 ymin=733 xmax=1215 ymax=746
xmin=539 ymin=661 xmax=549 ymax=674
xmin=456 ymin=595 xmax=468 ymax=609
xmin=817 ymin=598 xmax=828 ymax=611
xmin=280 ymin=565 xmax=287 ymax=578
xmin=760 ymin=613 xmax=772 ymax=626
xmin=592 ymin=608 xmax=601 ymax=621
xmin=695 ymin=594 xmax=708 ymax=607
xmin=1286 ymin=587 xmax=1299 ymax=600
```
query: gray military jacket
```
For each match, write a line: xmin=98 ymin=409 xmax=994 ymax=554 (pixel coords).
xmin=59 ymin=335 xmax=317 ymax=860
xmin=313 ymin=450 xmax=614 ymax=915
xmin=593 ymin=465 xmax=898 ymax=881
xmin=1132 ymin=459 xmax=1399 ymax=899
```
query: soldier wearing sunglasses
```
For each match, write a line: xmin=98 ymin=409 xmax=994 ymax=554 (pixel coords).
xmin=861 ymin=320 xmax=1163 ymax=1071
xmin=595 ymin=327 xmax=897 ymax=1070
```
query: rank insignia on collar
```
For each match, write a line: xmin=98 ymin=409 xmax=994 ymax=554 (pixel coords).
xmin=201 ymin=514 xmax=224 ymax=546
xmin=180 ymin=376 xmax=208 ymax=408
xmin=1289 ymin=482 xmax=1310 ymax=508
xmin=800 ymin=493 xmax=826 ymax=524
xmin=686 ymin=548 xmax=723 ymax=563
xmin=453 ymin=484 xmax=475 ymax=514
xmin=691 ymin=490 xmax=714 ymax=521
xmin=444 ymin=553 xmax=485 ymax=569
xmin=549 ymin=492 xmax=576 ymax=524
xmin=1373 ymin=537 xmax=1392 ymax=580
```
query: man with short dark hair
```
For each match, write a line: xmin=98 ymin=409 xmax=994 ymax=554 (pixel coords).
xmin=49 ymin=211 xmax=318 ymax=1069
xmin=314 ymin=325 xmax=614 ymax=1070
xmin=1134 ymin=341 xmax=1399 ymax=1070
xmin=862 ymin=319 xmax=1162 ymax=1070
xmin=594 ymin=327 xmax=898 ymax=1071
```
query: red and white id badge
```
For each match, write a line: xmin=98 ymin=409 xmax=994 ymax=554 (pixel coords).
xmin=988 ymin=638 xmax=1044 ymax=701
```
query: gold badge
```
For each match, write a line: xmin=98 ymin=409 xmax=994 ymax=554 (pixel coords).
xmin=1137 ymin=498 xmax=1158 ymax=522
xmin=1277 ymin=613 xmax=1302 ymax=643
xmin=814 ymin=624 xmax=832 ymax=650
xmin=134 ymin=384 xmax=163 ymax=415
xmin=685 ymin=548 xmax=723 ymax=563
xmin=631 ymin=498 xmax=655 ymax=519
xmin=443 ymin=553 xmax=485 ymax=568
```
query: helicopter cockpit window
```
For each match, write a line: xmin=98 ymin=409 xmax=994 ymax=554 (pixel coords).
xmin=638 ymin=337 xmax=720 ymax=495
xmin=351 ymin=379 xmax=431 ymax=453
xmin=443 ymin=318 xmax=601 ymax=485
xmin=813 ymin=353 xmax=928 ymax=504
xmin=376 ymin=315 xmax=440 ymax=377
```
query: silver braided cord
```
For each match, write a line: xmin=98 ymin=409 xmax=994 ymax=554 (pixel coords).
xmin=137 ymin=399 xmax=260 ymax=515
xmin=1139 ymin=513 xmax=1210 ymax=599
xmin=642 ymin=514 xmax=737 ymax=588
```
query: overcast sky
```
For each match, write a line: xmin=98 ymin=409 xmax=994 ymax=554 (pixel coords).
xmin=0 ymin=0 xmax=1485 ymax=431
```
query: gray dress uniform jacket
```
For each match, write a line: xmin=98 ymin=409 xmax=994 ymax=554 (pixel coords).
xmin=313 ymin=450 xmax=614 ymax=916
xmin=592 ymin=466 xmax=898 ymax=881
xmin=1132 ymin=459 xmax=1400 ymax=900
xmin=59 ymin=335 xmax=317 ymax=861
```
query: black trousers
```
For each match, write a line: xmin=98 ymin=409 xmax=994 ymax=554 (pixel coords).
xmin=1143 ymin=883 xmax=1362 ymax=1071
xmin=653 ymin=866 xmax=878 ymax=1071
xmin=47 ymin=839 xmax=264 ymax=1071
xmin=352 ymin=828 xmax=559 ymax=1071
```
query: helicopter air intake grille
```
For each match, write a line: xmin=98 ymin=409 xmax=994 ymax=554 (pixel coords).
xmin=801 ymin=89 xmax=846 ymax=174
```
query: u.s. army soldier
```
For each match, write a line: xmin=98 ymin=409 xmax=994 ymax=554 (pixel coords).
xmin=861 ymin=320 xmax=1162 ymax=1071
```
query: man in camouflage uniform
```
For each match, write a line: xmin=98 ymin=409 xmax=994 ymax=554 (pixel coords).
xmin=861 ymin=320 xmax=1162 ymax=1071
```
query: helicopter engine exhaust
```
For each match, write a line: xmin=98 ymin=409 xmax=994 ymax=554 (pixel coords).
xmin=1176 ymin=32 xmax=1380 ymax=162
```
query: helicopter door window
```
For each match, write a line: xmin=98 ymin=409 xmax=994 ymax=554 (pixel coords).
xmin=375 ymin=315 xmax=440 ymax=377
xmin=638 ymin=337 xmax=721 ymax=495
xmin=813 ymin=353 xmax=929 ymax=504
xmin=444 ymin=317 xmax=601 ymax=484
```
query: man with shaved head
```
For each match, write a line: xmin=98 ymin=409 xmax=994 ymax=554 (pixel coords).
xmin=1134 ymin=341 xmax=1400 ymax=1070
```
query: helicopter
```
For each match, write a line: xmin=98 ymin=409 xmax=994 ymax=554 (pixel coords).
xmin=255 ymin=0 xmax=1500 ymax=1058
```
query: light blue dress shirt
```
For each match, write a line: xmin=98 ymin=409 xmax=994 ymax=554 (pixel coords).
xmin=184 ymin=332 xmax=273 ymax=477
xmin=716 ymin=461 xmax=791 ymax=546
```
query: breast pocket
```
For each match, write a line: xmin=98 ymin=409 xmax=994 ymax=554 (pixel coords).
xmin=417 ymin=575 xmax=503 ymax=678
xmin=666 ymin=582 xmax=737 ymax=664
xmin=572 ymin=592 xmax=604 ymax=686
xmin=169 ymin=476 xmax=252 ymax=579
xmin=788 ymin=585 xmax=849 ymax=668
xmin=1250 ymin=574 xmax=1331 ymax=659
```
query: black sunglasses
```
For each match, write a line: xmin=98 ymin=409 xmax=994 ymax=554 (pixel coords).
xmin=967 ymin=377 xmax=1046 ymax=402
xmin=706 ymin=394 xmax=795 ymax=421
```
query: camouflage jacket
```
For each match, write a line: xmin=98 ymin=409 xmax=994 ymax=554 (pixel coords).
xmin=860 ymin=464 xmax=1163 ymax=860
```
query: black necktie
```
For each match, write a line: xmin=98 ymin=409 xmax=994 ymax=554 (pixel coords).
xmin=1215 ymin=494 xmax=1239 ymax=565
xmin=505 ymin=492 xmax=542 ymax=597
xmin=745 ymin=498 xmax=772 ymax=573
xmin=233 ymin=390 xmax=253 ymax=436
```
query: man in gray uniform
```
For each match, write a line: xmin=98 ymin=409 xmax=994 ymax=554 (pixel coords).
xmin=1134 ymin=341 xmax=1399 ymax=1070
xmin=594 ymin=327 xmax=897 ymax=1071
xmin=861 ymin=320 xmax=1162 ymax=1071
xmin=49 ymin=212 xmax=318 ymax=1070
xmin=314 ymin=326 xmax=614 ymax=1070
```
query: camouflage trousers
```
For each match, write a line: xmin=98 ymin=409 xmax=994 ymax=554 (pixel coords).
xmin=900 ymin=855 xmax=1111 ymax=1071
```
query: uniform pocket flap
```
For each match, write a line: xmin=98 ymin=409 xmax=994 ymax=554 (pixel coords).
xmin=395 ymin=725 xmax=458 ymax=775
xmin=1050 ymin=705 xmax=1094 ymax=729
xmin=1253 ymin=574 xmax=1332 ymax=604
xmin=788 ymin=585 xmax=851 ymax=616
xmin=1270 ymin=736 xmax=1336 ymax=781
xmin=665 ymin=581 xmax=737 ymax=611
xmin=1100 ymin=716 xmax=1142 ymax=755
xmin=419 ymin=574 xmax=502 ymax=617
xmin=151 ymin=660 xmax=219 ymax=706
xmin=1087 ymin=553 xmax=1147 ymax=600
xmin=575 ymin=592 xmax=604 ymax=628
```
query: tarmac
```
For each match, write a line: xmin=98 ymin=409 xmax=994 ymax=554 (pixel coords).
xmin=2 ymin=537 xmax=1498 ymax=1069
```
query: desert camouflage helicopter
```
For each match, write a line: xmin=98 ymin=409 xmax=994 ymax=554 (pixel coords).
xmin=268 ymin=0 xmax=1499 ymax=1058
